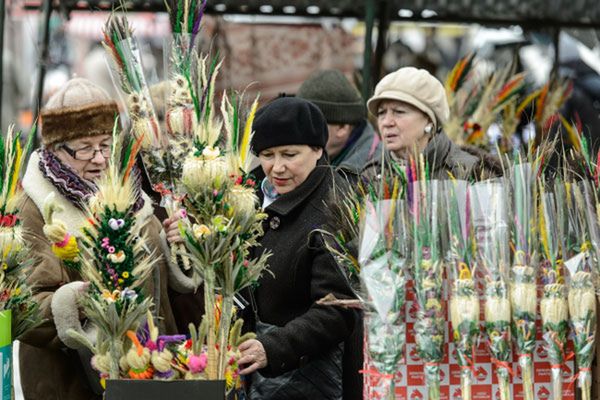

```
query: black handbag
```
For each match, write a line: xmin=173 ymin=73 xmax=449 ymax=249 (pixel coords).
xmin=248 ymin=289 xmax=343 ymax=400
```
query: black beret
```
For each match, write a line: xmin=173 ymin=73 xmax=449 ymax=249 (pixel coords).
xmin=251 ymin=97 xmax=328 ymax=154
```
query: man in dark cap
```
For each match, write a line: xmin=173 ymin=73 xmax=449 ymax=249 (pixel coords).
xmin=297 ymin=69 xmax=381 ymax=180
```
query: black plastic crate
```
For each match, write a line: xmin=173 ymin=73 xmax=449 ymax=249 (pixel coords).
xmin=105 ymin=379 xmax=226 ymax=400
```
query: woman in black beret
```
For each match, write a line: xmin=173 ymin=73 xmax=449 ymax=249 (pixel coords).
xmin=237 ymin=97 xmax=357 ymax=399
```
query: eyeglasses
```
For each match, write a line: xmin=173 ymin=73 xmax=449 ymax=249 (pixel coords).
xmin=61 ymin=143 xmax=112 ymax=161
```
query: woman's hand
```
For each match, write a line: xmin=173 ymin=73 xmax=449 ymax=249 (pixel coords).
xmin=238 ymin=339 xmax=268 ymax=375
xmin=163 ymin=214 xmax=183 ymax=244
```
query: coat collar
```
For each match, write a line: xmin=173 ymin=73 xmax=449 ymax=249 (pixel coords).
xmin=422 ymin=132 xmax=452 ymax=172
xmin=253 ymin=157 xmax=330 ymax=216
xmin=336 ymin=121 xmax=381 ymax=174
xmin=23 ymin=150 xmax=154 ymax=232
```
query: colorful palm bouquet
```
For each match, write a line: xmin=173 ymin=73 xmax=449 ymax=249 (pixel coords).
xmin=102 ymin=11 xmax=197 ymax=278
xmin=444 ymin=179 xmax=479 ymax=400
xmin=444 ymin=53 xmax=527 ymax=147
xmin=538 ymin=179 xmax=570 ymax=400
xmin=0 ymin=125 xmax=41 ymax=339
xmin=176 ymin=54 xmax=270 ymax=383
xmin=408 ymin=156 xmax=445 ymax=400
xmin=356 ymin=169 xmax=408 ymax=399
xmin=43 ymin=128 xmax=157 ymax=381
xmin=471 ymin=178 xmax=512 ymax=400
xmin=531 ymin=78 xmax=573 ymax=148
xmin=103 ymin=15 xmax=161 ymax=149
xmin=319 ymin=185 xmax=363 ymax=295
xmin=110 ymin=308 xmax=253 ymax=390
xmin=509 ymin=159 xmax=538 ymax=400
xmin=163 ymin=0 xmax=207 ymax=138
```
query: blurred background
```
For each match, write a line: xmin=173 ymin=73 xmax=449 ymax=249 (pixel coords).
xmin=1 ymin=0 xmax=599 ymax=141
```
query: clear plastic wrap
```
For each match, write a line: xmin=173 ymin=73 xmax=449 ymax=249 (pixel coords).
xmin=509 ymin=162 xmax=537 ymax=400
xmin=471 ymin=178 xmax=511 ymax=400
xmin=163 ymin=33 xmax=200 ymax=138
xmin=565 ymin=181 xmax=598 ymax=400
xmin=539 ymin=181 xmax=569 ymax=400
xmin=103 ymin=16 xmax=162 ymax=149
xmin=444 ymin=180 xmax=479 ymax=400
xmin=410 ymin=179 xmax=445 ymax=400
xmin=358 ymin=196 xmax=409 ymax=399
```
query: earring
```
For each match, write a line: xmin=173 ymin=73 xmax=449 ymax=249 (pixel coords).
xmin=424 ymin=124 xmax=433 ymax=135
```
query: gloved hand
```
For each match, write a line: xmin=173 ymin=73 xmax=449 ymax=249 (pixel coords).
xmin=51 ymin=281 xmax=97 ymax=349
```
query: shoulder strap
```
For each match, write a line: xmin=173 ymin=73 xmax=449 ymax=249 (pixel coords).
xmin=249 ymin=286 xmax=260 ymax=322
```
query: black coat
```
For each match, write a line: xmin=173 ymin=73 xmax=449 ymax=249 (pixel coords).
xmin=246 ymin=160 xmax=357 ymax=378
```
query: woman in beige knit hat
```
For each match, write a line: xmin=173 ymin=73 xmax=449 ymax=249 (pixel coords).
xmin=363 ymin=67 xmax=501 ymax=179
xmin=16 ymin=77 xmax=186 ymax=400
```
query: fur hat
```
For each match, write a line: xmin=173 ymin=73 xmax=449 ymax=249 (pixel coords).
xmin=41 ymin=78 xmax=119 ymax=146
xmin=367 ymin=67 xmax=449 ymax=131
xmin=251 ymin=97 xmax=328 ymax=155
xmin=296 ymin=69 xmax=366 ymax=125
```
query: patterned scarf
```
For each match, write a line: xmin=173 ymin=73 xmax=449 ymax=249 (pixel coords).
xmin=38 ymin=149 xmax=145 ymax=212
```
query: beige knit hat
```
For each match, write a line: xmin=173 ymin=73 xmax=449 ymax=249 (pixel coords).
xmin=367 ymin=67 xmax=449 ymax=131
xmin=41 ymin=77 xmax=119 ymax=146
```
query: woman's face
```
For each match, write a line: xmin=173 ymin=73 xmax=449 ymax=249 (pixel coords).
xmin=54 ymin=134 xmax=112 ymax=182
xmin=259 ymin=145 xmax=323 ymax=195
xmin=376 ymin=100 xmax=432 ymax=157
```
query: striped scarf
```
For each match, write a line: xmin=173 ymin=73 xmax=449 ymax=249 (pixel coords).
xmin=38 ymin=148 xmax=145 ymax=212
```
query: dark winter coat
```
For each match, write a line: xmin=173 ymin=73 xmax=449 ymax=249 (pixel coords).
xmin=333 ymin=120 xmax=382 ymax=179
xmin=245 ymin=159 xmax=357 ymax=380
xmin=362 ymin=131 xmax=503 ymax=181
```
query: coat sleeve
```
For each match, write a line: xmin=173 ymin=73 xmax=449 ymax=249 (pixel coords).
xmin=18 ymin=197 xmax=72 ymax=349
xmin=143 ymin=216 xmax=178 ymax=335
xmin=258 ymin=233 xmax=358 ymax=377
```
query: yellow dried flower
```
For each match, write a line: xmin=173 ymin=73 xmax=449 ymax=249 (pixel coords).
xmin=193 ymin=224 xmax=211 ymax=239
xmin=425 ymin=298 xmax=442 ymax=311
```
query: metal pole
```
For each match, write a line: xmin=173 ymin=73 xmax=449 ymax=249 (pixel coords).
xmin=33 ymin=0 xmax=52 ymax=132
xmin=0 ymin=0 xmax=6 ymax=130
xmin=373 ymin=0 xmax=391 ymax=85
xmin=551 ymin=27 xmax=560 ymax=79
xmin=362 ymin=0 xmax=376 ymax=101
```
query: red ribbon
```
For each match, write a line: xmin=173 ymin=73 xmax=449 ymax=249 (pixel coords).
xmin=152 ymin=182 xmax=172 ymax=197
xmin=359 ymin=368 xmax=393 ymax=380
xmin=459 ymin=354 xmax=475 ymax=373
xmin=567 ymin=367 xmax=591 ymax=391
xmin=550 ymin=351 xmax=575 ymax=373
xmin=491 ymin=358 xmax=515 ymax=377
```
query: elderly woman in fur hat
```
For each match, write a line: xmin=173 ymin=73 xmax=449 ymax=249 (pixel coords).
xmin=17 ymin=78 xmax=190 ymax=400
xmin=363 ymin=67 xmax=501 ymax=180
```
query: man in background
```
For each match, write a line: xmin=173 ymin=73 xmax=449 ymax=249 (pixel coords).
xmin=297 ymin=69 xmax=381 ymax=180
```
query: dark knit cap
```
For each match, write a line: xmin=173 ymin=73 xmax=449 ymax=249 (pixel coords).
xmin=251 ymin=97 xmax=328 ymax=155
xmin=296 ymin=69 xmax=366 ymax=125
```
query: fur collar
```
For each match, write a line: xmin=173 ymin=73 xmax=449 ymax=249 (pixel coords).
xmin=23 ymin=150 xmax=154 ymax=232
